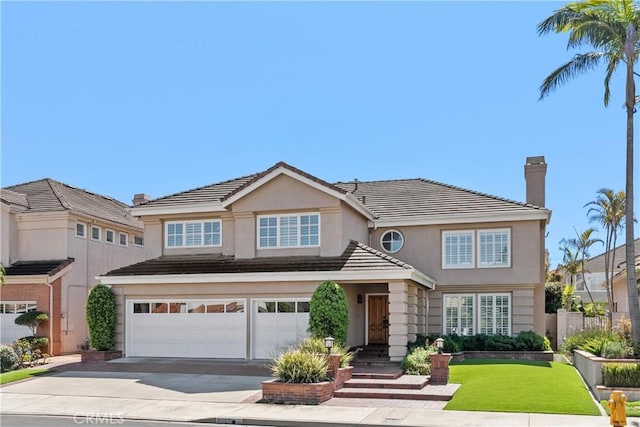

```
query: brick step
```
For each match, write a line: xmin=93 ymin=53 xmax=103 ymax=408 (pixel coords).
xmin=344 ymin=375 xmax=429 ymax=390
xmin=353 ymin=358 xmax=391 ymax=364
xmin=351 ymin=371 xmax=403 ymax=380
xmin=333 ymin=383 xmax=459 ymax=401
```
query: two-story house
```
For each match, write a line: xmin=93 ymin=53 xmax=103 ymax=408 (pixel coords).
xmin=100 ymin=157 xmax=551 ymax=361
xmin=0 ymin=179 xmax=145 ymax=354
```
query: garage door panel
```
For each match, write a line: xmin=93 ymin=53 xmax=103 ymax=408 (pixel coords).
xmin=127 ymin=299 xmax=247 ymax=359
xmin=253 ymin=299 xmax=311 ymax=359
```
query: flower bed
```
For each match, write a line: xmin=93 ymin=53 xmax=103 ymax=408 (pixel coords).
xmin=451 ymin=350 xmax=554 ymax=362
xmin=261 ymin=379 xmax=334 ymax=404
xmin=574 ymin=349 xmax=640 ymax=400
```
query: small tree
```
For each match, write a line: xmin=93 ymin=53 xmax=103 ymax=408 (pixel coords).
xmin=545 ymin=282 xmax=564 ymax=313
xmin=14 ymin=310 xmax=48 ymax=336
xmin=86 ymin=284 xmax=116 ymax=351
xmin=309 ymin=280 xmax=349 ymax=345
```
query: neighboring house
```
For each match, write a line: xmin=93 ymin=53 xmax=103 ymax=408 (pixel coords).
xmin=99 ymin=157 xmax=551 ymax=361
xmin=570 ymin=238 xmax=640 ymax=313
xmin=0 ymin=179 xmax=145 ymax=354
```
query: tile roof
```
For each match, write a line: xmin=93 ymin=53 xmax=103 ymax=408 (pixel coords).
xmin=3 ymin=179 xmax=142 ymax=229
xmin=133 ymin=162 xmax=547 ymax=221
xmin=4 ymin=258 xmax=74 ymax=276
xmin=585 ymin=238 xmax=640 ymax=273
xmin=104 ymin=240 xmax=413 ymax=276
xmin=0 ymin=189 xmax=29 ymax=208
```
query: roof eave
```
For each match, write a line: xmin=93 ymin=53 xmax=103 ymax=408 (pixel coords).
xmin=129 ymin=202 xmax=227 ymax=217
xmin=369 ymin=210 xmax=551 ymax=228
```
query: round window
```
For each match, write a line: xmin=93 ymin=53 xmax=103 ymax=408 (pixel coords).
xmin=380 ymin=230 xmax=404 ymax=253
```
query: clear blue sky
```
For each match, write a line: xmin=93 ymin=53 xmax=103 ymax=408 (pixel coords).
xmin=2 ymin=1 xmax=638 ymax=268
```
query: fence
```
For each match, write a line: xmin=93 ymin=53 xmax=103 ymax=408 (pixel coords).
xmin=549 ymin=309 xmax=626 ymax=350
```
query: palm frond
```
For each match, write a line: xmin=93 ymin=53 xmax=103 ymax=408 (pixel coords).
xmin=539 ymin=51 xmax=606 ymax=100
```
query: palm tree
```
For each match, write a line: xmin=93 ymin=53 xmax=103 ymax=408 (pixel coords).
xmin=538 ymin=0 xmax=640 ymax=343
xmin=561 ymin=228 xmax=603 ymax=306
xmin=585 ymin=188 xmax=625 ymax=319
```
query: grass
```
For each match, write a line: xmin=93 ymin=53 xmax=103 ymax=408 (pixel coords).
xmin=0 ymin=368 xmax=50 ymax=385
xmin=445 ymin=359 xmax=600 ymax=415
xmin=601 ymin=400 xmax=640 ymax=417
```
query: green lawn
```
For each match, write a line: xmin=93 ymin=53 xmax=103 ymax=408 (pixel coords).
xmin=445 ymin=359 xmax=601 ymax=415
xmin=0 ymin=368 xmax=50 ymax=385
xmin=601 ymin=400 xmax=640 ymax=417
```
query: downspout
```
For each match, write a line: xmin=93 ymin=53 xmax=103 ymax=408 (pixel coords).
xmin=44 ymin=281 xmax=54 ymax=355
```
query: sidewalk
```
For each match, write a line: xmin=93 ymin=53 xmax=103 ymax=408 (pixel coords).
xmin=1 ymin=355 xmax=637 ymax=427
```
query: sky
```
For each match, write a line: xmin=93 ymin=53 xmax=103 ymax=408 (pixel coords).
xmin=2 ymin=0 xmax=638 ymax=269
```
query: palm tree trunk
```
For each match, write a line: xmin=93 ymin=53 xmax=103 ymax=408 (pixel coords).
xmin=623 ymin=24 xmax=640 ymax=344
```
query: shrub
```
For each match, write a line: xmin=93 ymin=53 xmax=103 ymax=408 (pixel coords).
xmin=308 ymin=280 xmax=349 ymax=345
xmin=411 ymin=332 xmax=549 ymax=353
xmin=297 ymin=336 xmax=353 ymax=368
xmin=12 ymin=336 xmax=49 ymax=367
xmin=271 ymin=349 xmax=329 ymax=383
xmin=545 ymin=282 xmax=564 ymax=313
xmin=515 ymin=330 xmax=550 ymax=351
xmin=603 ymin=363 xmax=640 ymax=387
xmin=601 ymin=341 xmax=634 ymax=359
xmin=86 ymin=284 xmax=117 ymax=350
xmin=560 ymin=328 xmax=619 ymax=355
xmin=0 ymin=345 xmax=19 ymax=372
xmin=402 ymin=345 xmax=436 ymax=375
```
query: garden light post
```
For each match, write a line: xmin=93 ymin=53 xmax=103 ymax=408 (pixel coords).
xmin=435 ymin=337 xmax=444 ymax=354
xmin=324 ymin=336 xmax=334 ymax=355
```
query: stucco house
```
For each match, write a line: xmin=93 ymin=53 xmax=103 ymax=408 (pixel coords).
xmin=0 ymin=179 xmax=145 ymax=354
xmin=99 ymin=157 xmax=551 ymax=361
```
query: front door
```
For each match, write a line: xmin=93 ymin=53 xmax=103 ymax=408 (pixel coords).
xmin=367 ymin=295 xmax=389 ymax=345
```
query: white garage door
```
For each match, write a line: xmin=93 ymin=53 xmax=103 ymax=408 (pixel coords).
xmin=126 ymin=299 xmax=246 ymax=358
xmin=253 ymin=299 xmax=311 ymax=359
xmin=0 ymin=302 xmax=37 ymax=345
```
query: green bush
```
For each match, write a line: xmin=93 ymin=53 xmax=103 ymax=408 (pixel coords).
xmin=271 ymin=349 xmax=329 ymax=383
xmin=297 ymin=337 xmax=353 ymax=368
xmin=603 ymin=363 xmax=640 ymax=387
xmin=516 ymin=330 xmax=551 ymax=351
xmin=402 ymin=346 xmax=436 ymax=375
xmin=12 ymin=336 xmax=49 ymax=367
xmin=411 ymin=331 xmax=549 ymax=353
xmin=86 ymin=284 xmax=117 ymax=350
xmin=308 ymin=280 xmax=349 ymax=345
xmin=545 ymin=282 xmax=564 ymax=313
xmin=560 ymin=328 xmax=620 ymax=355
xmin=601 ymin=341 xmax=634 ymax=359
xmin=0 ymin=345 xmax=19 ymax=372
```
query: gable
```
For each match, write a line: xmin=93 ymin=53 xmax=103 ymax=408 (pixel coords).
xmin=230 ymin=174 xmax=341 ymax=213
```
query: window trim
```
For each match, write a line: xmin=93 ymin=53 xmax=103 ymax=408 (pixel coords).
xmin=164 ymin=219 xmax=222 ymax=248
xmin=256 ymin=212 xmax=320 ymax=249
xmin=477 ymin=228 xmax=511 ymax=269
xmin=442 ymin=230 xmax=475 ymax=269
xmin=119 ymin=232 xmax=128 ymax=247
xmin=91 ymin=225 xmax=101 ymax=242
xmin=76 ymin=223 xmax=86 ymax=239
xmin=380 ymin=229 xmax=404 ymax=254
xmin=105 ymin=229 xmax=115 ymax=244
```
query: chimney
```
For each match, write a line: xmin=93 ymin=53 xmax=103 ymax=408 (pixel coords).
xmin=524 ymin=156 xmax=547 ymax=207
xmin=132 ymin=193 xmax=150 ymax=206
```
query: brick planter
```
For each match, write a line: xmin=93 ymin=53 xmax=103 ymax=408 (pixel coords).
xmin=334 ymin=366 xmax=353 ymax=390
xmin=430 ymin=353 xmax=451 ymax=385
xmin=81 ymin=350 xmax=122 ymax=362
xmin=261 ymin=379 xmax=334 ymax=405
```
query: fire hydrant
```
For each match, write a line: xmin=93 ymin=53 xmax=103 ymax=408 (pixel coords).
xmin=608 ymin=390 xmax=627 ymax=427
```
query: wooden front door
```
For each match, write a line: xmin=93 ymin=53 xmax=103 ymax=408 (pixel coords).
xmin=367 ymin=295 xmax=389 ymax=345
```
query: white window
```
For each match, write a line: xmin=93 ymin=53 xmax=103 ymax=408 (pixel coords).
xmin=165 ymin=220 xmax=221 ymax=248
xmin=478 ymin=229 xmax=510 ymax=268
xmin=91 ymin=226 xmax=101 ymax=241
xmin=105 ymin=229 xmax=115 ymax=244
xmin=479 ymin=294 xmax=511 ymax=335
xmin=257 ymin=213 xmax=319 ymax=248
xmin=134 ymin=236 xmax=144 ymax=247
xmin=119 ymin=232 xmax=128 ymax=247
xmin=444 ymin=295 xmax=475 ymax=335
xmin=76 ymin=223 xmax=86 ymax=238
xmin=442 ymin=231 xmax=474 ymax=268
xmin=380 ymin=230 xmax=404 ymax=253
xmin=0 ymin=302 xmax=36 ymax=314
xmin=443 ymin=293 xmax=511 ymax=336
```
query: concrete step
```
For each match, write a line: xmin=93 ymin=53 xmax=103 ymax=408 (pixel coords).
xmin=333 ymin=383 xmax=460 ymax=401
xmin=344 ymin=375 xmax=429 ymax=390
